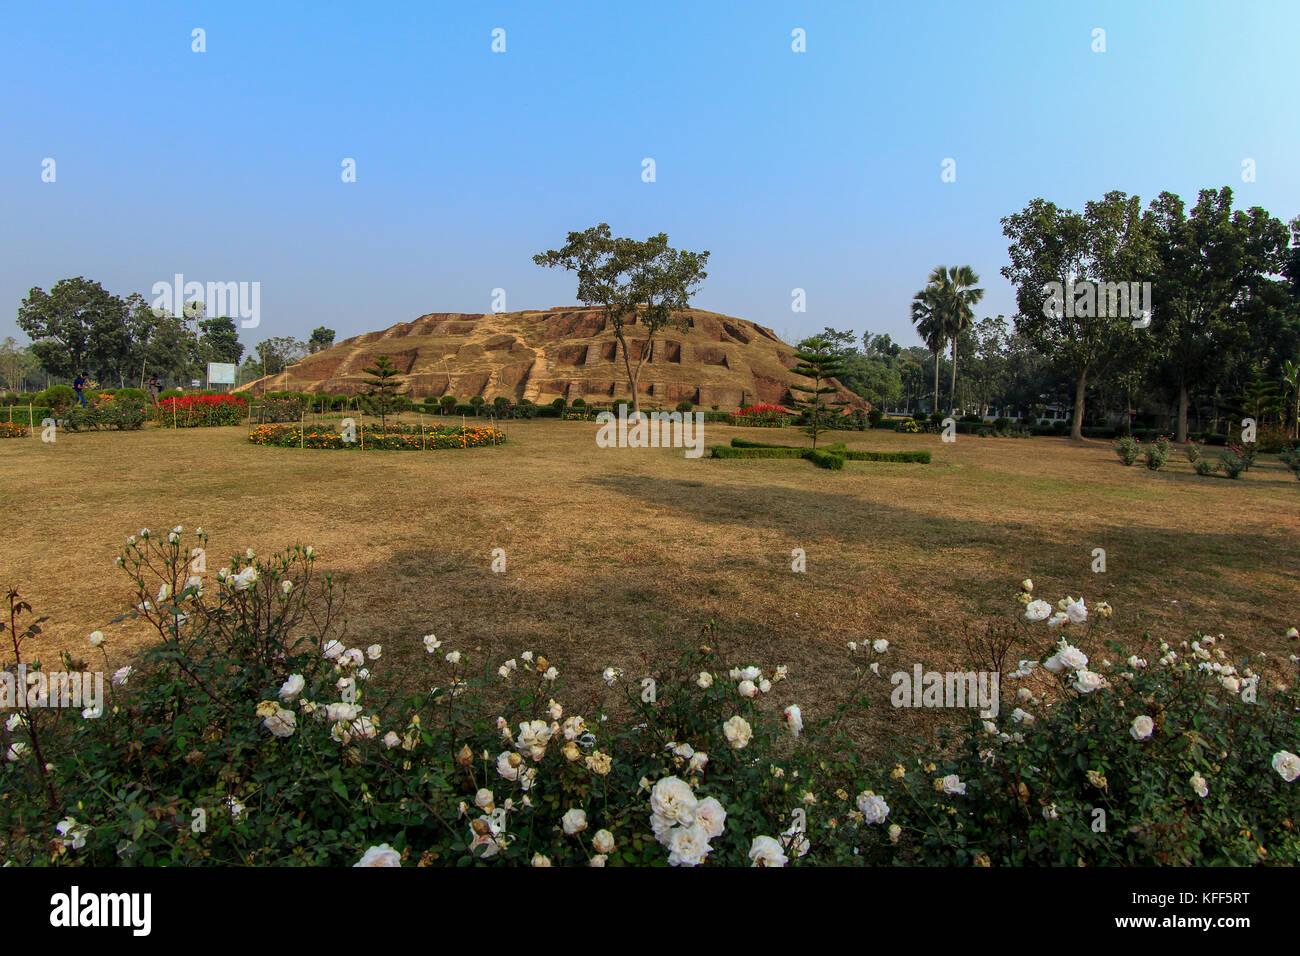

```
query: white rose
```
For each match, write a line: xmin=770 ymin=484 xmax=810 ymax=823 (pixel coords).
xmin=722 ymin=715 xmax=753 ymax=749
xmin=1024 ymin=600 xmax=1053 ymax=622
xmin=688 ymin=751 xmax=709 ymax=774
xmin=263 ymin=708 xmax=296 ymax=738
xmin=366 ymin=644 xmax=382 ymax=660
xmin=592 ymin=829 xmax=615 ymax=854
xmin=322 ymin=640 xmax=344 ymax=660
xmin=856 ymin=791 xmax=890 ymax=825
xmin=1272 ymin=751 xmax=1300 ymax=783
xmin=1065 ymin=598 xmax=1088 ymax=624
xmin=696 ymin=671 xmax=713 ymax=689
xmin=89 ymin=631 xmax=104 ymax=647
xmin=694 ymin=797 xmax=726 ymax=839
xmin=737 ymin=679 xmax=757 ymax=698
xmin=1130 ymin=715 xmax=1154 ymax=740
xmin=784 ymin=705 xmax=804 ymax=738
xmin=873 ymin=639 xmax=889 ymax=653
xmin=111 ymin=666 xmax=132 ymax=686
xmin=941 ymin=774 xmax=966 ymax=795
xmin=1072 ymin=670 xmax=1105 ymax=694
xmin=1057 ymin=643 xmax=1089 ymax=670
xmin=561 ymin=808 xmax=588 ymax=835
xmin=278 ymin=674 xmax=305 ymax=702
xmin=423 ymin=634 xmax=441 ymax=653
xmin=382 ymin=731 xmax=400 ymax=749
xmin=1191 ymin=772 xmax=1209 ymax=798
xmin=1021 ymin=578 xmax=1033 ymax=592
xmin=666 ymin=824 xmax=712 ymax=867
xmin=354 ymin=844 xmax=401 ymax=867
xmin=649 ymin=776 xmax=698 ymax=826
xmin=748 ymin=835 xmax=788 ymax=867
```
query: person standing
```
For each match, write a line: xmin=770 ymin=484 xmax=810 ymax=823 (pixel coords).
xmin=73 ymin=371 xmax=87 ymax=407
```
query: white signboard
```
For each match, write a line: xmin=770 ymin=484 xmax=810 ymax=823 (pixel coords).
xmin=207 ymin=363 xmax=236 ymax=385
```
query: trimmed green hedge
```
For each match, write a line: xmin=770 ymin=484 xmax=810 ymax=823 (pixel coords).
xmin=804 ymin=448 xmax=845 ymax=469
xmin=841 ymin=449 xmax=931 ymax=463
xmin=711 ymin=445 xmax=805 ymax=460
xmin=713 ymin=439 xmax=929 ymax=468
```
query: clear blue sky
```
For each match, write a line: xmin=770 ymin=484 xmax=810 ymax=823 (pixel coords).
xmin=2 ymin=0 xmax=1297 ymax=352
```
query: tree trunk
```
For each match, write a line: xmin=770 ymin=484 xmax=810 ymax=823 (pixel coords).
xmin=617 ymin=334 xmax=639 ymax=415
xmin=932 ymin=351 xmax=940 ymax=416
xmin=950 ymin=339 xmax=958 ymax=414
xmin=1071 ymin=369 xmax=1087 ymax=441
xmin=1176 ymin=379 xmax=1189 ymax=443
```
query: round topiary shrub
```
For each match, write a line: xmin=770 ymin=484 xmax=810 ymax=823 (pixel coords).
xmin=675 ymin=401 xmax=693 ymax=413
xmin=36 ymin=385 xmax=77 ymax=414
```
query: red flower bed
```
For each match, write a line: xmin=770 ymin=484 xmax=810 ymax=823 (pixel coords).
xmin=729 ymin=404 xmax=792 ymax=427
xmin=158 ymin=394 xmax=248 ymax=427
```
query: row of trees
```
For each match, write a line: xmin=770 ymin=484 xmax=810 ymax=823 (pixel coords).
xmin=999 ymin=186 xmax=1299 ymax=441
xmin=11 ymin=276 xmax=337 ymax=390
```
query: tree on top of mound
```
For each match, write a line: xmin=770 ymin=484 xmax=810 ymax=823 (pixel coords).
xmin=533 ymin=223 xmax=709 ymax=416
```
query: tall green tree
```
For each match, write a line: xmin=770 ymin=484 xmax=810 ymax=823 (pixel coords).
xmin=1145 ymin=187 xmax=1291 ymax=441
xmin=1001 ymin=191 xmax=1156 ymax=439
xmin=789 ymin=335 xmax=847 ymax=449
xmin=198 ymin=316 xmax=245 ymax=365
xmin=17 ymin=277 xmax=130 ymax=383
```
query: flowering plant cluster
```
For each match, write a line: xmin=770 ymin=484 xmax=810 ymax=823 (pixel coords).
xmin=729 ymin=404 xmax=792 ymax=428
xmin=247 ymin=423 xmax=505 ymax=450
xmin=0 ymin=422 xmax=27 ymax=439
xmin=1 ymin=542 xmax=1296 ymax=867
xmin=157 ymin=394 xmax=248 ymax=428
xmin=1217 ymin=443 xmax=1255 ymax=479
xmin=62 ymin=393 xmax=147 ymax=431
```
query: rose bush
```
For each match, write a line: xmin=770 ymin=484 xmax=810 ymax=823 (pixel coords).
xmin=1 ymin=537 xmax=1295 ymax=866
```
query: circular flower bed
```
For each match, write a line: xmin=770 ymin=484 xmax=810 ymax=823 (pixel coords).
xmin=248 ymin=422 xmax=504 ymax=450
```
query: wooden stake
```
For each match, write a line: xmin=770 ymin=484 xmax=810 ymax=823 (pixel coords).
xmin=420 ymin=412 xmax=425 ymax=450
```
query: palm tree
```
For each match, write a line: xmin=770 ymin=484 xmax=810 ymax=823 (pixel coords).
xmin=923 ymin=265 xmax=984 ymax=414
xmin=909 ymin=288 xmax=946 ymax=415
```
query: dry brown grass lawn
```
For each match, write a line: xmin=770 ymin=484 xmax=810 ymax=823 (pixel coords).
xmin=2 ymin=419 xmax=1297 ymax=747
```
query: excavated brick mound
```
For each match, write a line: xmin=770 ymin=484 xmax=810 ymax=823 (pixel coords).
xmin=238 ymin=307 xmax=869 ymax=411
